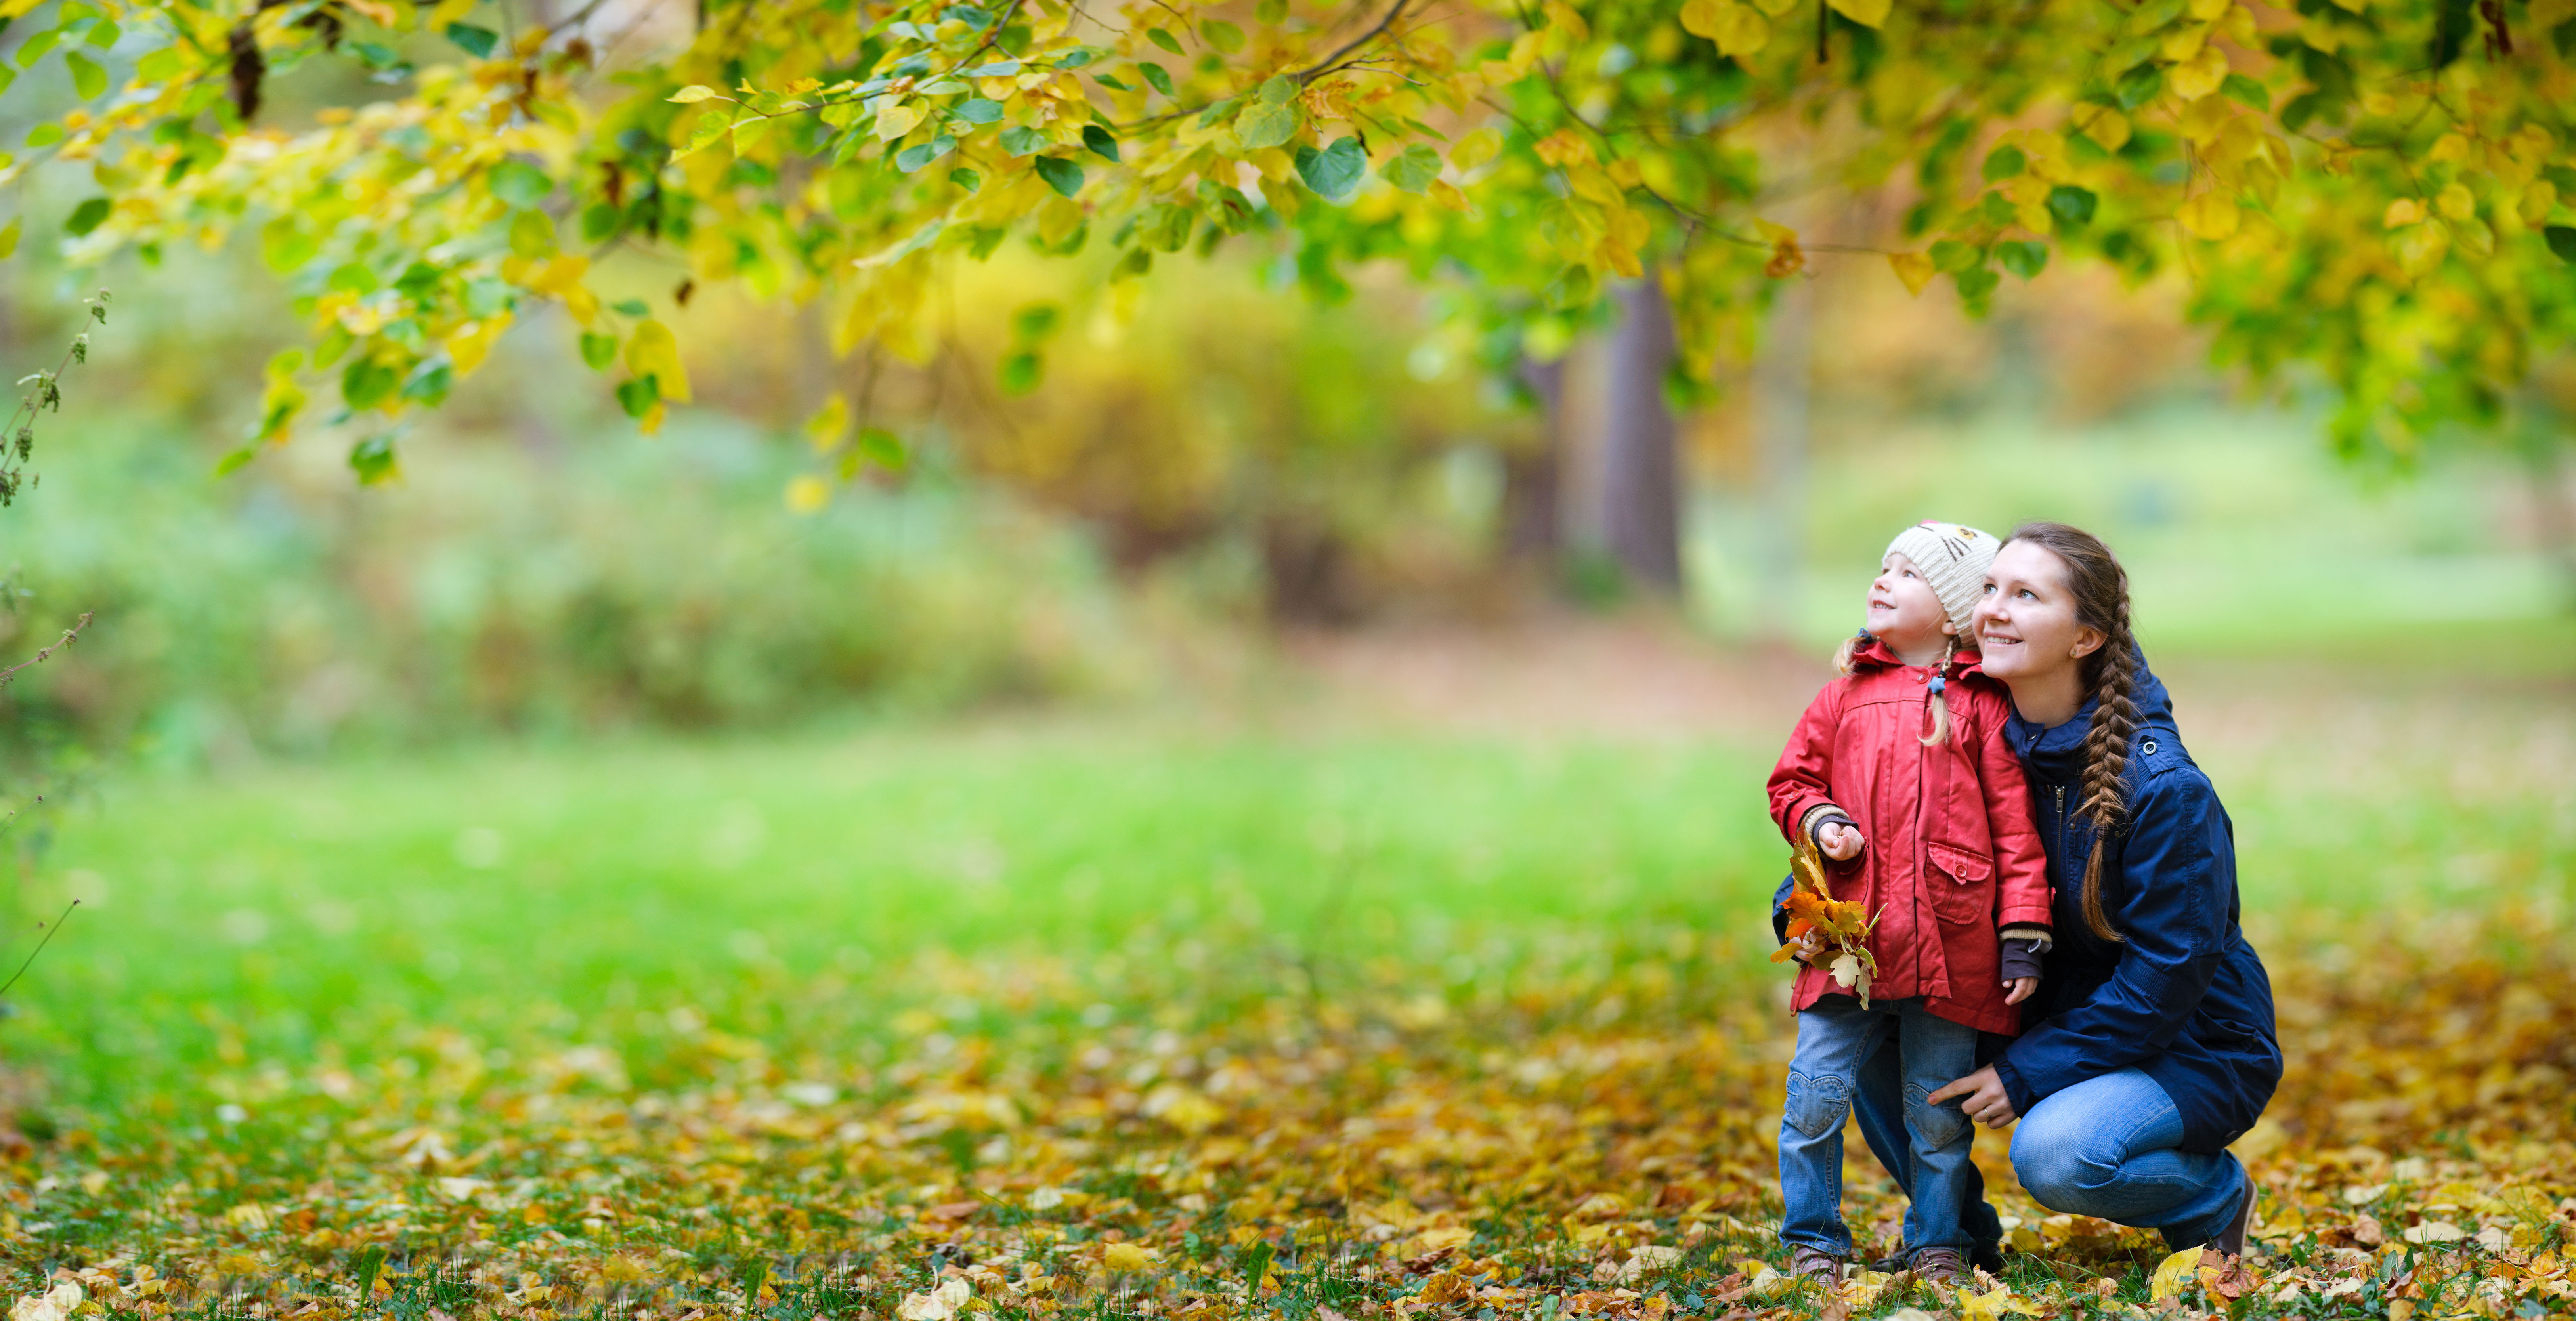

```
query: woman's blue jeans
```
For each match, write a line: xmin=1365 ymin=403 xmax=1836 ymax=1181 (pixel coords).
xmin=2007 ymin=1068 xmax=2250 ymax=1250
xmin=1779 ymin=996 xmax=1982 ymax=1257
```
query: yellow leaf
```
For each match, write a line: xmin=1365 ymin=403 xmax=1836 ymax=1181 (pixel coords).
xmin=668 ymin=85 xmax=723 ymax=103
xmin=2435 ymin=182 xmax=2475 ymax=220
xmin=1827 ymin=0 xmax=1889 ymax=26
xmin=2170 ymin=44 xmax=2229 ymax=100
xmin=2160 ymin=21 xmax=2210 ymax=61
xmin=638 ymin=399 xmax=667 ymax=436
xmin=1450 ymin=127 xmax=1503 ymax=173
xmin=2383 ymin=197 xmax=2426 ymax=228
xmin=2178 ymin=191 xmax=2240 ymax=240
xmin=1680 ymin=0 xmax=1724 ymax=38
xmin=805 ymin=392 xmax=850 ymax=453
xmin=1888 ymin=251 xmax=1935 ymax=296
xmin=624 ymin=319 xmax=692 ymax=403
xmin=2074 ymin=105 xmax=2129 ymax=152
xmin=1711 ymin=3 xmax=1770 ymax=55
xmin=785 ymin=475 xmax=832 ymax=514
xmin=1544 ymin=0 xmax=1589 ymax=38
xmin=447 ymin=316 xmax=510 ymax=374
xmin=2186 ymin=0 xmax=2231 ymax=18
xmin=1429 ymin=179 xmax=1470 ymax=212
xmin=2148 ymin=1247 xmax=2203 ymax=1302
xmin=0 ymin=217 xmax=17 ymax=260
xmin=1103 ymin=1243 xmax=1158 ymax=1273
xmin=877 ymin=103 xmax=921 ymax=143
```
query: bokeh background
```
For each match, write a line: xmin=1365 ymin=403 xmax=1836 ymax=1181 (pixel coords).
xmin=0 ymin=92 xmax=2568 ymax=1138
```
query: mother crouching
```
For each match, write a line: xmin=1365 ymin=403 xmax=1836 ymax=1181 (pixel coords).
xmin=1922 ymin=522 xmax=2282 ymax=1258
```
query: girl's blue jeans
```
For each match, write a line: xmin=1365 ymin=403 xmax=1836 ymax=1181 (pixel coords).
xmin=2008 ymin=1068 xmax=2250 ymax=1250
xmin=1778 ymin=995 xmax=1981 ymax=1258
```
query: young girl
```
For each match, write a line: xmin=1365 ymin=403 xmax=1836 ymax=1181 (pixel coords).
xmin=1764 ymin=521 xmax=2055 ymax=1286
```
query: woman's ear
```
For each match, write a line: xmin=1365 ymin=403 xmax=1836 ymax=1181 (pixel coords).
xmin=2069 ymin=625 xmax=2106 ymax=660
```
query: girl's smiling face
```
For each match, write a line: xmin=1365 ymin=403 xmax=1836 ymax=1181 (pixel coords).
xmin=1866 ymin=552 xmax=1955 ymax=655
xmin=1973 ymin=538 xmax=2104 ymax=683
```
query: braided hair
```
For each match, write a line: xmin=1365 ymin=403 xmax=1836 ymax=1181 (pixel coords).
xmin=2002 ymin=521 xmax=2141 ymax=943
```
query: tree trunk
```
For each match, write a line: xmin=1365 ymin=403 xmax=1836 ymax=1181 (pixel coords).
xmin=1598 ymin=278 xmax=1682 ymax=592
xmin=1502 ymin=356 xmax=1566 ymax=565
xmin=1750 ymin=275 xmax=1814 ymax=640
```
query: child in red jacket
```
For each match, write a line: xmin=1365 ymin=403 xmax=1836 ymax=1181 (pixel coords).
xmin=1765 ymin=521 xmax=2055 ymax=1287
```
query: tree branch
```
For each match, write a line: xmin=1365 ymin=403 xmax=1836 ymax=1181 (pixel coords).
xmin=1292 ymin=0 xmax=1414 ymax=82
xmin=0 ymin=611 xmax=92 ymax=688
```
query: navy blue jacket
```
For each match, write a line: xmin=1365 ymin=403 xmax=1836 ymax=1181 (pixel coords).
xmin=1991 ymin=664 xmax=2282 ymax=1153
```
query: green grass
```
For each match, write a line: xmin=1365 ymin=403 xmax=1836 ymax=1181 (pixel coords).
xmin=12 ymin=663 xmax=2572 ymax=1112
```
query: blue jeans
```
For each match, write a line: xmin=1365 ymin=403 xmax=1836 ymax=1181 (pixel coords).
xmin=2009 ymin=1068 xmax=2250 ymax=1250
xmin=1779 ymin=996 xmax=1981 ymax=1257
xmin=1848 ymin=1029 xmax=2006 ymax=1257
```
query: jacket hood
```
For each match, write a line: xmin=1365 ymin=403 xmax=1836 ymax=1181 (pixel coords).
xmin=2005 ymin=649 xmax=2172 ymax=783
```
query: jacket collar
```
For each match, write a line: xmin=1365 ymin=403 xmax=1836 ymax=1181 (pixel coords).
xmin=2003 ymin=649 xmax=2175 ymax=782
xmin=1849 ymin=633 xmax=1987 ymax=676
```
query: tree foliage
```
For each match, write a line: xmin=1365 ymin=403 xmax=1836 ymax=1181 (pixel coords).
xmin=3 ymin=0 xmax=2572 ymax=473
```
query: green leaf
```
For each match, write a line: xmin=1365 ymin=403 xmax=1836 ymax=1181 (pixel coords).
xmin=2047 ymin=185 xmax=2098 ymax=228
xmin=509 ymin=209 xmax=554 ymax=258
xmin=1000 ymin=125 xmax=1049 ymax=156
xmin=0 ymin=218 xmax=16 ymax=260
xmin=341 ymin=357 xmax=400 ymax=410
xmin=616 ymin=375 xmax=661 ymax=417
xmin=2220 ymin=73 xmax=2269 ymax=111
xmin=2547 ymin=226 xmax=2576 ymax=263
xmin=1294 ymin=137 xmax=1367 ymax=202
xmin=1257 ymin=74 xmax=1297 ymax=104
xmin=1995 ymin=239 xmax=2049 ymax=279
xmin=1256 ymin=0 xmax=1286 ymax=21
xmin=1033 ymin=155 xmax=1085 ymax=197
xmin=1201 ymin=19 xmax=1244 ymax=51
xmin=1082 ymin=124 xmax=1120 ymax=162
xmin=1012 ymin=304 xmax=1060 ymax=341
xmin=400 ymin=362 xmax=453 ymax=405
xmin=1092 ymin=73 xmax=1133 ymax=91
xmin=1927 ymin=238 xmax=1981 ymax=273
xmin=1147 ymin=26 xmax=1186 ymax=54
xmin=1137 ymin=61 xmax=1172 ymax=95
xmin=999 ymin=350 xmax=1042 ymax=395
xmin=579 ymin=331 xmax=618 ymax=370
xmin=954 ymin=97 xmax=1004 ymax=124
xmin=1385 ymin=143 xmax=1442 ymax=194
xmin=490 ymin=159 xmax=553 ymax=210
xmin=1234 ymin=100 xmax=1299 ymax=150
xmin=959 ymin=61 xmax=1022 ymax=76
xmin=580 ymin=202 xmax=623 ymax=243
xmin=15 ymin=28 xmax=59 ymax=67
xmin=669 ymin=84 xmax=722 ymax=103
xmin=1953 ymin=265 xmax=2000 ymax=301
xmin=445 ymin=23 xmax=498 ymax=57
xmin=1980 ymin=145 xmax=2026 ymax=181
xmin=949 ymin=167 xmax=982 ymax=193
xmin=348 ymin=434 xmax=399 ymax=485
xmin=62 ymin=50 xmax=103 ymax=99
xmin=2114 ymin=63 xmax=2162 ymax=109
xmin=856 ymin=427 xmax=908 ymax=470
xmin=84 ymin=19 xmax=116 ymax=46
xmin=135 ymin=46 xmax=184 ymax=82
xmin=213 ymin=445 xmax=260 ymax=477
xmin=612 ymin=298 xmax=650 ymax=317
xmin=62 ymin=197 xmax=109 ymax=236
xmin=894 ymin=136 xmax=955 ymax=172
xmin=25 ymin=122 xmax=64 ymax=149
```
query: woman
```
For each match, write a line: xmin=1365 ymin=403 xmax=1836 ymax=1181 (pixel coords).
xmin=1909 ymin=521 xmax=2282 ymax=1257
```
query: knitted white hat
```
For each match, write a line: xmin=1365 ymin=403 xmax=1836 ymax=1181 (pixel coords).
xmin=1885 ymin=521 xmax=1999 ymax=635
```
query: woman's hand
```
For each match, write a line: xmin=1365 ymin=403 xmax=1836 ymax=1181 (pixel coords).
xmin=2004 ymin=975 xmax=2038 ymax=1005
xmin=1927 ymin=1066 xmax=2019 ymax=1128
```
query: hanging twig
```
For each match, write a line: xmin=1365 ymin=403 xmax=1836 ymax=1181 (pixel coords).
xmin=0 ymin=901 xmax=79 ymax=1001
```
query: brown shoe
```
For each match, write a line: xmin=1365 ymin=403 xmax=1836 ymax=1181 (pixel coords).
xmin=2207 ymin=1180 xmax=2255 ymax=1258
xmin=1789 ymin=1246 xmax=1846 ymax=1287
xmin=1907 ymin=1246 xmax=1971 ymax=1287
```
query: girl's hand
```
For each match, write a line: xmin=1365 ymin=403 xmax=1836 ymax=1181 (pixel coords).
xmin=2003 ymin=975 xmax=2039 ymax=1005
xmin=1927 ymin=1066 xmax=2019 ymax=1128
xmin=1790 ymin=931 xmax=1828 ymax=966
xmin=1817 ymin=821 xmax=1866 ymax=861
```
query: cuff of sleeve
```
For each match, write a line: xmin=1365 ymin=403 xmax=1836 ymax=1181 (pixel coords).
xmin=1998 ymin=940 xmax=2045 ymax=981
xmin=1998 ymin=924 xmax=2053 ymax=951
xmin=1994 ymin=1057 xmax=2037 ymax=1118
xmin=1998 ymin=904 xmax=2056 ymax=929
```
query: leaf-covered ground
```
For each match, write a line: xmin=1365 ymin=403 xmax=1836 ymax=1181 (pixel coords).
xmin=0 ymin=911 xmax=2567 ymax=1321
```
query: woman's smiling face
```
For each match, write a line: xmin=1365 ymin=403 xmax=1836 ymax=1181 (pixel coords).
xmin=1974 ymin=539 xmax=2104 ymax=683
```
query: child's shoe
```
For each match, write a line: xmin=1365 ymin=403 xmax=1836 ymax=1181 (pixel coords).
xmin=1905 ymin=1247 xmax=1971 ymax=1286
xmin=1789 ymin=1246 xmax=1846 ymax=1286
xmin=1871 ymin=1242 xmax=2004 ymax=1275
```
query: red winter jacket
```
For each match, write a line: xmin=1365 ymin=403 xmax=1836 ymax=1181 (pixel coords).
xmin=1766 ymin=638 xmax=2054 ymax=1035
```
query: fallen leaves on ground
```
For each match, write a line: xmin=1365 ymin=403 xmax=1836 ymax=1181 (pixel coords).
xmin=0 ymin=914 xmax=2569 ymax=1321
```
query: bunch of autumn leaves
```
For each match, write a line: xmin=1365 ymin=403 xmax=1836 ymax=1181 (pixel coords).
xmin=1770 ymin=829 xmax=1882 ymax=1006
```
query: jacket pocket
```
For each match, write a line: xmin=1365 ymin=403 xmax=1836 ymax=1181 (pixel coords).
xmin=1924 ymin=842 xmax=1995 ymax=924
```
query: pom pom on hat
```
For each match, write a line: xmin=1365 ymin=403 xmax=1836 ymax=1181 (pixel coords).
xmin=1886 ymin=520 xmax=2000 ymax=635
